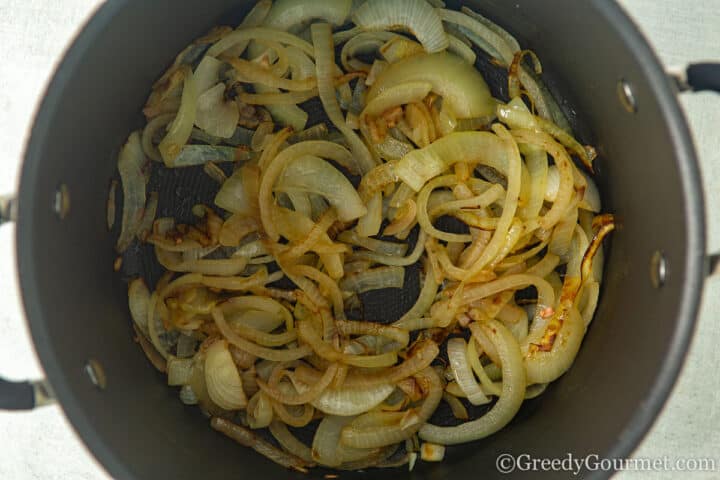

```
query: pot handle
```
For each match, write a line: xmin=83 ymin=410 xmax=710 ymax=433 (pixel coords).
xmin=0 ymin=194 xmax=55 ymax=410
xmin=0 ymin=195 xmax=16 ymax=225
xmin=670 ymin=63 xmax=720 ymax=93
xmin=669 ymin=65 xmax=720 ymax=275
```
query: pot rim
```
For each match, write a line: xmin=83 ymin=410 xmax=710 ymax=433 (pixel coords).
xmin=15 ymin=1 xmax=706 ymax=479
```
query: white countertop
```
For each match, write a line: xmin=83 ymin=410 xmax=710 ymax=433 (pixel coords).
xmin=0 ymin=1 xmax=718 ymax=478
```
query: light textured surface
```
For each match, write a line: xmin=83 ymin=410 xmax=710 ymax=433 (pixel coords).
xmin=0 ymin=1 xmax=717 ymax=479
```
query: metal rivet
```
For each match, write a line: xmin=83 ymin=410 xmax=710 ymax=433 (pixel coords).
xmin=617 ymin=79 xmax=637 ymax=113
xmin=650 ymin=251 xmax=667 ymax=288
xmin=53 ymin=184 xmax=71 ymax=219
xmin=84 ymin=359 xmax=107 ymax=390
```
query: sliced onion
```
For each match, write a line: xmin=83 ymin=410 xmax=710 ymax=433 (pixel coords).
xmin=116 ymin=132 xmax=148 ymax=252
xmin=211 ymin=417 xmax=312 ymax=473
xmin=269 ymin=421 xmax=315 ymax=465
xmin=380 ymin=37 xmax=424 ymax=63
xmin=355 ymin=191 xmax=383 ymax=237
xmin=128 ymin=278 xmax=150 ymax=334
xmin=313 ymin=415 xmax=378 ymax=468
xmin=367 ymin=52 xmax=494 ymax=120
xmin=297 ymin=320 xmax=398 ymax=368
xmin=194 ymin=56 xmax=224 ymax=95
xmin=275 ymin=154 xmax=367 ymax=222
xmin=420 ymin=320 xmax=525 ymax=444
xmin=136 ymin=192 xmax=158 ymax=241
xmin=159 ymin=66 xmax=197 ymax=166
xmin=288 ymin=123 xmax=329 ymax=144
xmin=309 ymin=382 xmax=394 ymax=416
xmin=213 ymin=307 xmax=312 ymax=362
xmin=222 ymin=55 xmax=317 ymax=91
xmin=447 ymin=338 xmax=490 ymax=405
xmin=256 ymin=86 xmax=310 ymax=131
xmin=167 ymin=356 xmax=194 ymax=386
xmin=338 ymin=230 xmax=408 ymax=256
xmin=208 ymin=27 xmax=315 ymax=58
xmin=396 ymin=131 xmax=506 ymax=191
xmin=195 ymin=83 xmax=240 ymax=139
xmin=263 ymin=0 xmax=352 ymax=31
xmin=107 ymin=180 xmax=118 ymax=230
xmin=498 ymin=103 xmax=595 ymax=170
xmin=205 ymin=339 xmax=248 ymax=410
xmin=224 ymin=0 xmax=273 ymax=57
xmin=173 ymin=145 xmax=250 ymax=168
xmin=420 ymin=443 xmax=445 ymax=462
xmin=215 ymin=168 xmax=257 ymax=216
xmin=340 ymin=367 xmax=443 ymax=449
xmin=394 ymin=262 xmax=439 ymax=330
xmin=447 ymin=34 xmax=476 ymax=64
xmin=339 ymin=266 xmax=405 ymax=294
xmin=311 ymin=23 xmax=376 ymax=175
xmin=352 ymin=0 xmax=449 ymax=53
xmin=247 ymin=391 xmax=274 ymax=429
xmin=512 ymin=129 xmax=574 ymax=231
xmin=298 ymin=338 xmax=438 ymax=389
xmin=361 ymin=81 xmax=432 ymax=119
xmin=141 ymin=113 xmax=175 ymax=162
xmin=342 ymin=32 xmax=397 ymax=72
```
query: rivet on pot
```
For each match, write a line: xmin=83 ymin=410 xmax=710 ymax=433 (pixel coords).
xmin=650 ymin=251 xmax=667 ymax=289
xmin=617 ymin=79 xmax=637 ymax=113
xmin=85 ymin=359 xmax=107 ymax=390
xmin=53 ymin=184 xmax=71 ymax=219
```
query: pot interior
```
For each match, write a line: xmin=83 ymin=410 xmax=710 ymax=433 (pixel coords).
xmin=18 ymin=0 xmax=704 ymax=478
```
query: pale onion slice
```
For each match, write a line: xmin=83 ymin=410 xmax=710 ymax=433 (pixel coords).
xmin=195 ymin=83 xmax=240 ymax=139
xmin=128 ymin=278 xmax=150 ymax=334
xmin=446 ymin=338 xmax=490 ymax=406
xmin=367 ymin=52 xmax=495 ymax=119
xmin=222 ymin=296 xmax=293 ymax=332
xmin=420 ymin=443 xmax=445 ymax=462
xmin=312 ymin=415 xmax=379 ymax=468
xmin=167 ymin=356 xmax=194 ymax=386
xmin=361 ymin=81 xmax=432 ymax=119
xmin=275 ymin=155 xmax=367 ymax=222
xmin=395 ymin=131 xmax=507 ymax=191
xmin=208 ymin=27 xmax=315 ymax=58
xmin=263 ymin=0 xmax=353 ymax=31
xmin=159 ymin=66 xmax=197 ymax=166
xmin=339 ymin=266 xmax=405 ymax=294
xmin=352 ymin=0 xmax=449 ymax=54
xmin=204 ymin=340 xmax=248 ymax=410
xmin=223 ymin=0 xmax=273 ymax=57
xmin=247 ymin=391 xmax=274 ymax=429
xmin=194 ymin=56 xmax=224 ymax=95
xmin=295 ymin=381 xmax=394 ymax=416
xmin=447 ymin=34 xmax=476 ymax=64
xmin=215 ymin=176 xmax=249 ymax=217
xmin=311 ymin=22 xmax=376 ymax=175
xmin=419 ymin=320 xmax=526 ymax=444
xmin=116 ymin=132 xmax=148 ymax=252
xmin=379 ymin=37 xmax=424 ymax=63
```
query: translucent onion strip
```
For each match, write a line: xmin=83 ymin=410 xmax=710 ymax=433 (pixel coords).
xmin=311 ymin=22 xmax=376 ymax=175
xmin=352 ymin=0 xmax=449 ymax=53
xmin=420 ymin=320 xmax=525 ymax=444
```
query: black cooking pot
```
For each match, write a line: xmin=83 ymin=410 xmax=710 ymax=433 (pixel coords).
xmin=1 ymin=0 xmax=718 ymax=478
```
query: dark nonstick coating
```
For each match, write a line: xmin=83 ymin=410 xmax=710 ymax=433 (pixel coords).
xmin=17 ymin=0 xmax=705 ymax=479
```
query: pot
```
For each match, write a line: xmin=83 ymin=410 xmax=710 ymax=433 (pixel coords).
xmin=0 ymin=0 xmax=718 ymax=478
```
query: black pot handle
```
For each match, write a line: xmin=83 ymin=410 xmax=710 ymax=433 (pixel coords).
xmin=670 ymin=63 xmax=720 ymax=93
xmin=0 ymin=195 xmax=55 ymax=410
xmin=669 ymin=65 xmax=720 ymax=275
xmin=0 ymin=378 xmax=54 ymax=410
xmin=0 ymin=195 xmax=15 ymax=225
